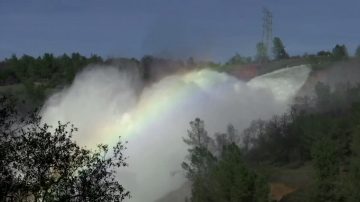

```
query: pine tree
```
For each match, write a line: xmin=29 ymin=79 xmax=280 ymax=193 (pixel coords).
xmin=355 ymin=45 xmax=360 ymax=58
xmin=182 ymin=118 xmax=269 ymax=202
xmin=272 ymin=37 xmax=289 ymax=60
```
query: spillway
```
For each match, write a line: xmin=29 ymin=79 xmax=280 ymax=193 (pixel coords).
xmin=41 ymin=64 xmax=311 ymax=202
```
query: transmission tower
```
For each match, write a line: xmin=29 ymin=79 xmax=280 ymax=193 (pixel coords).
xmin=262 ymin=7 xmax=273 ymax=56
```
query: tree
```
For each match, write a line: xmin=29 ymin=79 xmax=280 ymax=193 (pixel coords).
xmin=0 ymin=96 xmax=21 ymax=201
xmin=355 ymin=45 xmax=360 ymax=58
xmin=226 ymin=53 xmax=251 ymax=66
xmin=182 ymin=118 xmax=269 ymax=202
xmin=332 ymin=44 xmax=349 ymax=60
xmin=344 ymin=124 xmax=360 ymax=202
xmin=317 ymin=51 xmax=332 ymax=57
xmin=255 ymin=42 xmax=268 ymax=63
xmin=140 ymin=55 xmax=154 ymax=81
xmin=242 ymin=119 xmax=267 ymax=153
xmin=182 ymin=119 xmax=216 ymax=202
xmin=182 ymin=118 xmax=216 ymax=187
xmin=0 ymin=95 xmax=130 ymax=201
xmin=272 ymin=37 xmax=289 ymax=60
xmin=211 ymin=143 xmax=269 ymax=202
xmin=41 ymin=53 xmax=56 ymax=78
xmin=311 ymin=137 xmax=340 ymax=202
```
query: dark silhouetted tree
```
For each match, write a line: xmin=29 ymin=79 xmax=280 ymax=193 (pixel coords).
xmin=182 ymin=118 xmax=269 ymax=202
xmin=0 ymin=95 xmax=130 ymax=201
xmin=355 ymin=45 xmax=360 ymax=58
xmin=317 ymin=51 xmax=332 ymax=57
xmin=211 ymin=143 xmax=269 ymax=202
xmin=332 ymin=44 xmax=349 ymax=60
xmin=311 ymin=137 xmax=340 ymax=202
xmin=182 ymin=118 xmax=215 ymax=179
xmin=272 ymin=37 xmax=289 ymax=60
xmin=140 ymin=55 xmax=154 ymax=81
xmin=226 ymin=53 xmax=251 ymax=66
xmin=343 ymin=125 xmax=360 ymax=202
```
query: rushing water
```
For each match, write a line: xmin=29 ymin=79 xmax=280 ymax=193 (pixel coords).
xmin=41 ymin=64 xmax=311 ymax=202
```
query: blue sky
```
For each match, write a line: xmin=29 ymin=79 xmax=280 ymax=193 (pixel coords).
xmin=0 ymin=0 xmax=359 ymax=61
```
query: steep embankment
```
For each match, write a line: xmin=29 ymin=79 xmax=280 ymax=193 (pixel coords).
xmin=297 ymin=58 xmax=360 ymax=97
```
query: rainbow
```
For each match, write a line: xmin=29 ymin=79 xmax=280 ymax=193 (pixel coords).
xmin=100 ymin=69 xmax=233 ymax=144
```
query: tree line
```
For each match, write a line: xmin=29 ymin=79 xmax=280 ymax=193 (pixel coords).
xmin=0 ymin=38 xmax=359 ymax=108
xmin=0 ymin=54 xmax=195 ymax=107
xmin=227 ymin=38 xmax=359 ymax=66
xmin=182 ymin=118 xmax=269 ymax=202
xmin=181 ymin=81 xmax=360 ymax=202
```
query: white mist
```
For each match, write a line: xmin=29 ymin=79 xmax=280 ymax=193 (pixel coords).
xmin=41 ymin=65 xmax=310 ymax=202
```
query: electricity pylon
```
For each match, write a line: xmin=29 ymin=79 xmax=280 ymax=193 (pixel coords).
xmin=262 ymin=7 xmax=273 ymax=57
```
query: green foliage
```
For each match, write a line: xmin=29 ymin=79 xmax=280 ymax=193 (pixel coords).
xmin=244 ymin=82 xmax=360 ymax=167
xmin=140 ymin=55 xmax=154 ymax=82
xmin=272 ymin=37 xmax=289 ymax=60
xmin=3 ymin=53 xmax=103 ymax=86
xmin=317 ymin=51 xmax=332 ymax=57
xmin=343 ymin=126 xmax=360 ymax=202
xmin=332 ymin=44 xmax=349 ymax=61
xmin=240 ymin=82 xmax=360 ymax=201
xmin=311 ymin=138 xmax=340 ymax=202
xmin=0 ymin=95 xmax=130 ymax=201
xmin=244 ymin=111 xmax=308 ymax=164
xmin=0 ymin=53 xmax=104 ymax=107
xmin=182 ymin=118 xmax=215 ymax=182
xmin=182 ymin=118 xmax=217 ymax=202
xmin=226 ymin=53 xmax=252 ymax=66
xmin=355 ymin=46 xmax=360 ymax=58
xmin=183 ymin=118 xmax=269 ymax=202
xmin=211 ymin=144 xmax=269 ymax=202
